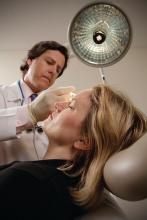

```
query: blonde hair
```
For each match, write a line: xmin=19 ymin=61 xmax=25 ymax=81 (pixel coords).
xmin=61 ymin=85 xmax=147 ymax=210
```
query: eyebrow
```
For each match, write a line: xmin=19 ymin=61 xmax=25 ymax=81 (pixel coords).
xmin=70 ymin=97 xmax=77 ymax=104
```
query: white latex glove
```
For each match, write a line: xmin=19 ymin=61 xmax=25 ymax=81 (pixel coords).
xmin=28 ymin=86 xmax=75 ymax=124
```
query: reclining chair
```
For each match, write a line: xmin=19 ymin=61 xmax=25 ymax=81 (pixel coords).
xmin=76 ymin=133 xmax=147 ymax=220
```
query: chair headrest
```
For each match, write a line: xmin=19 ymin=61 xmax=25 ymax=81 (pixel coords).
xmin=103 ymin=133 xmax=147 ymax=201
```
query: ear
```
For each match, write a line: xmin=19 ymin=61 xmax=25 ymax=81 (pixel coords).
xmin=27 ymin=58 xmax=32 ymax=66
xmin=74 ymin=139 xmax=90 ymax=151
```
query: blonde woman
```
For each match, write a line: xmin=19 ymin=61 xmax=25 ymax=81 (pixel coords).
xmin=0 ymin=85 xmax=146 ymax=220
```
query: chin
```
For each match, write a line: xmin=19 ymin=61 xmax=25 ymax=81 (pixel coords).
xmin=37 ymin=83 xmax=50 ymax=92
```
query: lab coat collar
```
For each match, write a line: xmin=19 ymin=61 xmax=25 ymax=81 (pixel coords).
xmin=7 ymin=80 xmax=40 ymax=102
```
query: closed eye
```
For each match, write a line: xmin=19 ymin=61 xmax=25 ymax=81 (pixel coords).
xmin=68 ymin=104 xmax=74 ymax=110
xmin=68 ymin=99 xmax=76 ymax=110
xmin=46 ymin=59 xmax=62 ymax=76
xmin=46 ymin=59 xmax=53 ymax=64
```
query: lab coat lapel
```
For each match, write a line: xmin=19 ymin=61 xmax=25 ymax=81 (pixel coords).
xmin=6 ymin=81 xmax=22 ymax=105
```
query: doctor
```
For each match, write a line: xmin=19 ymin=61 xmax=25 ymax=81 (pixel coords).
xmin=0 ymin=40 xmax=73 ymax=164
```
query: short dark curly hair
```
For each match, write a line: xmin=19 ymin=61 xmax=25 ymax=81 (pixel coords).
xmin=20 ymin=41 xmax=69 ymax=78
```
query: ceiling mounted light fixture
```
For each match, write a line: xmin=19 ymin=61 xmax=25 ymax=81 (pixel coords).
xmin=68 ymin=2 xmax=132 ymax=82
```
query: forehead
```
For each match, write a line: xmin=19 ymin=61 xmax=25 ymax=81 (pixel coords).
xmin=41 ymin=49 xmax=65 ymax=63
xmin=77 ymin=89 xmax=92 ymax=97
xmin=76 ymin=89 xmax=92 ymax=107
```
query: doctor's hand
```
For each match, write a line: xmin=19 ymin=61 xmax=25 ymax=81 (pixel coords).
xmin=27 ymin=86 xmax=75 ymax=124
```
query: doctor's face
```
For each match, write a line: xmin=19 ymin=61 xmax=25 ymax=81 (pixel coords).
xmin=24 ymin=50 xmax=65 ymax=93
xmin=43 ymin=89 xmax=92 ymax=145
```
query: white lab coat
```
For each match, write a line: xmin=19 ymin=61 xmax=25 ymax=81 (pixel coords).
xmin=0 ymin=82 xmax=48 ymax=165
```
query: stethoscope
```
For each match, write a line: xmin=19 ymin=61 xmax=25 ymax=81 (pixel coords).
xmin=17 ymin=80 xmax=43 ymax=133
xmin=17 ymin=80 xmax=25 ymax=106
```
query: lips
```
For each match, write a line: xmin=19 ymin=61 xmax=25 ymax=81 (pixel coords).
xmin=42 ymin=75 xmax=50 ymax=83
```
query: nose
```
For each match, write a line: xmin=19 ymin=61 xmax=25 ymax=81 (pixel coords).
xmin=55 ymin=102 xmax=69 ymax=113
xmin=49 ymin=65 xmax=58 ymax=76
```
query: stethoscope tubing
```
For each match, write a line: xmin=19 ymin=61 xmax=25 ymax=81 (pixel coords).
xmin=17 ymin=80 xmax=25 ymax=106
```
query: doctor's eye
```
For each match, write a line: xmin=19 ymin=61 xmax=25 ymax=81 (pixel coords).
xmin=46 ymin=60 xmax=52 ymax=65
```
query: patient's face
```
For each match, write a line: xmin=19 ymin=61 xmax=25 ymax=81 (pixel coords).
xmin=43 ymin=89 xmax=92 ymax=145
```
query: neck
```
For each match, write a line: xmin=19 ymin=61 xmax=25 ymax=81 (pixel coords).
xmin=23 ymin=76 xmax=39 ymax=93
xmin=43 ymin=143 xmax=76 ymax=161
